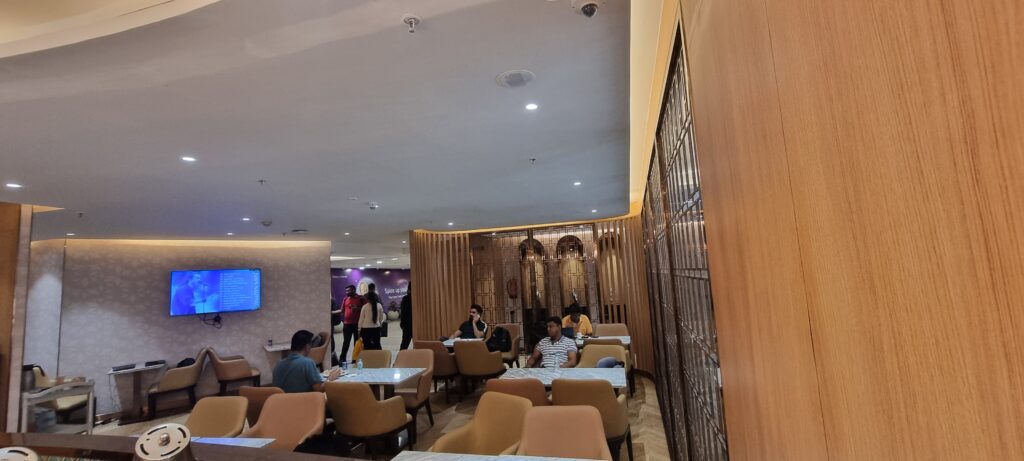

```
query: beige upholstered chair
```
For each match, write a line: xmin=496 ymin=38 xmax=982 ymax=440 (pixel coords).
xmin=307 ymin=332 xmax=331 ymax=371
xmin=238 ymin=386 xmax=283 ymax=427
xmin=393 ymin=349 xmax=435 ymax=430
xmin=208 ymin=348 xmax=261 ymax=395
xmin=184 ymin=396 xmax=247 ymax=437
xmin=578 ymin=343 xmax=635 ymax=395
xmin=359 ymin=349 xmax=392 ymax=368
xmin=493 ymin=323 xmax=523 ymax=367
xmin=31 ymin=366 xmax=89 ymax=422
xmin=325 ymin=381 xmax=412 ymax=452
xmin=594 ymin=323 xmax=629 ymax=338
xmin=485 ymin=378 xmax=550 ymax=407
xmin=430 ymin=392 xmax=532 ymax=455
xmin=552 ymin=379 xmax=632 ymax=461
xmin=515 ymin=405 xmax=613 ymax=460
xmin=453 ymin=340 xmax=504 ymax=398
xmin=240 ymin=392 xmax=325 ymax=451
xmin=147 ymin=348 xmax=209 ymax=419
xmin=414 ymin=340 xmax=460 ymax=403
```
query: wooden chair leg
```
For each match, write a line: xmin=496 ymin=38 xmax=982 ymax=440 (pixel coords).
xmin=425 ymin=400 xmax=434 ymax=426
xmin=628 ymin=371 xmax=636 ymax=396
xmin=187 ymin=387 xmax=197 ymax=407
xmin=218 ymin=381 xmax=227 ymax=396
xmin=609 ymin=438 xmax=623 ymax=461
xmin=443 ymin=377 xmax=450 ymax=404
xmin=408 ymin=419 xmax=417 ymax=447
xmin=147 ymin=394 xmax=157 ymax=420
xmin=252 ymin=376 xmax=261 ymax=387
xmin=626 ymin=428 xmax=634 ymax=461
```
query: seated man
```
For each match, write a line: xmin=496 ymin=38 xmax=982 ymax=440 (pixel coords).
xmin=448 ymin=304 xmax=488 ymax=340
xmin=562 ymin=303 xmax=593 ymax=336
xmin=526 ymin=316 xmax=579 ymax=368
xmin=272 ymin=330 xmax=340 ymax=393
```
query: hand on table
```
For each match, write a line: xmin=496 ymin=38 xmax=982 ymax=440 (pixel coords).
xmin=327 ymin=367 xmax=342 ymax=381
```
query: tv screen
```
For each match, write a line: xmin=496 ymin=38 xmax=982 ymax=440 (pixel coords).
xmin=169 ymin=269 xmax=261 ymax=316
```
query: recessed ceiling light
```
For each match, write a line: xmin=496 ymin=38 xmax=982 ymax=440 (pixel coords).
xmin=402 ymin=240 xmax=407 ymax=244
xmin=376 ymin=260 xmax=383 ymax=264
xmin=366 ymin=263 xmax=373 ymax=267
xmin=358 ymin=266 xmax=365 ymax=270
xmin=180 ymin=156 xmax=197 ymax=162
xmin=391 ymin=258 xmax=398 ymax=261
xmin=345 ymin=268 xmax=352 ymax=273
xmin=5 ymin=183 xmax=23 ymax=189
xmin=591 ymin=209 xmax=598 ymax=213
xmin=573 ymin=181 xmax=582 ymax=186
xmin=384 ymin=270 xmax=391 ymax=275
xmin=242 ymin=217 xmax=251 ymax=222
xmin=226 ymin=232 xmax=234 ymax=236
xmin=447 ymin=222 xmax=454 ymax=226
xmin=66 ymin=233 xmax=76 ymax=236
xmin=525 ymin=103 xmax=538 ymax=111
xmin=344 ymin=232 xmax=351 ymax=236
xmin=491 ymin=232 xmax=497 ymax=236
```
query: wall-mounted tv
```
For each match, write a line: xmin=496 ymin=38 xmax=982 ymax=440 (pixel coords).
xmin=170 ymin=269 xmax=261 ymax=316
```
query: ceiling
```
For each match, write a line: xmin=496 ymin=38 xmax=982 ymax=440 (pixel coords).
xmin=0 ymin=0 xmax=630 ymax=268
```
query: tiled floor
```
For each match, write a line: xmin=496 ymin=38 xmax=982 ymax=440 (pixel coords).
xmin=95 ymin=320 xmax=670 ymax=460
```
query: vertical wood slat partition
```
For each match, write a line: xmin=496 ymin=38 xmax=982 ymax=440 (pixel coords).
xmin=595 ymin=216 xmax=654 ymax=373
xmin=409 ymin=230 xmax=472 ymax=341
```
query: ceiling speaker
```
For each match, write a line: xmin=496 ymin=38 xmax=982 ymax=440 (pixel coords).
xmin=496 ymin=70 xmax=535 ymax=88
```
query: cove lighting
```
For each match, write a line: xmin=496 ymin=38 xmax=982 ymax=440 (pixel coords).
xmin=180 ymin=156 xmax=197 ymax=162
xmin=525 ymin=103 xmax=538 ymax=111
xmin=5 ymin=183 xmax=23 ymax=189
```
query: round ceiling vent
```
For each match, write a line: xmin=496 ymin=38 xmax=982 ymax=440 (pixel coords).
xmin=496 ymin=70 xmax=535 ymax=88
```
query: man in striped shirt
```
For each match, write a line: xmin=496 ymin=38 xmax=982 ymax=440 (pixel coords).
xmin=527 ymin=316 xmax=579 ymax=368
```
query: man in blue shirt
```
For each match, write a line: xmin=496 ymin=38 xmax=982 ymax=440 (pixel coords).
xmin=272 ymin=330 xmax=340 ymax=393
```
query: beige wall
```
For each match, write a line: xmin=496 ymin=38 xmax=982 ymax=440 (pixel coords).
xmin=27 ymin=239 xmax=330 ymax=414
xmin=23 ymin=240 xmax=64 ymax=376
xmin=672 ymin=0 xmax=1024 ymax=459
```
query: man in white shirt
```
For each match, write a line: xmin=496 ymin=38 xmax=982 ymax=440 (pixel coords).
xmin=527 ymin=316 xmax=579 ymax=368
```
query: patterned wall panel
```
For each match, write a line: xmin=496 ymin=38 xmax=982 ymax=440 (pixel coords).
xmin=643 ymin=30 xmax=728 ymax=461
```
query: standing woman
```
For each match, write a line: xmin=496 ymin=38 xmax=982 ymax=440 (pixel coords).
xmin=399 ymin=283 xmax=413 ymax=349
xmin=358 ymin=291 xmax=385 ymax=350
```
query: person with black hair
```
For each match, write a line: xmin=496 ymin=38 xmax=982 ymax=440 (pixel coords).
xmin=272 ymin=330 xmax=340 ymax=393
xmin=399 ymin=283 xmax=413 ymax=349
xmin=358 ymin=291 xmax=386 ymax=350
xmin=526 ymin=316 xmax=578 ymax=368
xmin=448 ymin=304 xmax=488 ymax=340
xmin=561 ymin=303 xmax=593 ymax=336
xmin=339 ymin=285 xmax=365 ymax=363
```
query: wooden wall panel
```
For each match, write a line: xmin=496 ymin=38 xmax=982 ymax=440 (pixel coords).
xmin=763 ymin=0 xmax=1024 ymax=458
xmin=595 ymin=216 xmax=654 ymax=373
xmin=0 ymin=203 xmax=24 ymax=432
xmin=681 ymin=0 xmax=829 ymax=459
xmin=409 ymin=231 xmax=472 ymax=341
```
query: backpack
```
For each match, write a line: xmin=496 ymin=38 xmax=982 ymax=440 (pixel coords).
xmin=486 ymin=327 xmax=512 ymax=353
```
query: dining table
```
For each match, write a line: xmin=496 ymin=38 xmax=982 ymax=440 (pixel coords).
xmin=498 ymin=367 xmax=628 ymax=390
xmin=325 ymin=367 xmax=425 ymax=399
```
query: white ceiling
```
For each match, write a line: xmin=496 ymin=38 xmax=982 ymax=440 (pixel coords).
xmin=0 ymin=0 xmax=630 ymax=268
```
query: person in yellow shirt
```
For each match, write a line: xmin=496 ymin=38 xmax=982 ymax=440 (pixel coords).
xmin=562 ymin=304 xmax=593 ymax=336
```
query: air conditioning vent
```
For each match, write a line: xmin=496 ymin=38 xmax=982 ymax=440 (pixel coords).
xmin=496 ymin=69 xmax=535 ymax=88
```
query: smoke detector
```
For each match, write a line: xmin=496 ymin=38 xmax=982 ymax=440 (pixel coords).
xmin=496 ymin=69 xmax=535 ymax=89
xmin=368 ymin=202 xmax=380 ymax=210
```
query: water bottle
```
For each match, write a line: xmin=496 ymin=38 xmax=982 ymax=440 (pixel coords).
xmin=357 ymin=359 xmax=363 ymax=370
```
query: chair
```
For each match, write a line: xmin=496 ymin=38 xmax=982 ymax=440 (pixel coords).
xmin=453 ymin=341 xmax=504 ymax=398
xmin=430 ymin=392 xmax=532 ymax=455
xmin=240 ymin=392 xmax=325 ymax=451
xmin=307 ymin=332 xmax=331 ymax=371
xmin=493 ymin=323 xmax=523 ymax=367
xmin=147 ymin=348 xmax=209 ymax=419
xmin=184 ymin=396 xmax=247 ymax=437
xmin=515 ymin=406 xmax=613 ymax=460
xmin=484 ymin=379 xmax=550 ymax=407
xmin=31 ymin=366 xmax=89 ymax=422
xmin=594 ymin=323 xmax=629 ymax=338
xmin=552 ymin=379 xmax=632 ymax=461
xmin=578 ymin=343 xmax=635 ymax=395
xmin=393 ymin=349 xmax=435 ymax=430
xmin=208 ymin=348 xmax=261 ymax=395
xmin=414 ymin=340 xmax=459 ymax=403
xmin=359 ymin=349 xmax=392 ymax=368
xmin=325 ymin=382 xmax=411 ymax=453
xmin=238 ymin=386 xmax=283 ymax=427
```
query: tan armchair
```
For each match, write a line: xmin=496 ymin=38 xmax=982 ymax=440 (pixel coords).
xmin=578 ymin=343 xmax=635 ymax=395
xmin=430 ymin=391 xmax=532 ymax=455
xmin=184 ymin=396 xmax=247 ymax=437
xmin=208 ymin=348 xmax=261 ymax=395
xmin=515 ymin=405 xmax=613 ymax=460
xmin=325 ymin=381 xmax=412 ymax=453
xmin=240 ymin=392 xmax=324 ymax=451
xmin=147 ymin=348 xmax=209 ymax=419
xmin=307 ymin=332 xmax=331 ymax=371
xmin=31 ymin=366 xmax=89 ymax=422
xmin=238 ymin=386 xmax=283 ymax=427
xmin=393 ymin=349 xmax=435 ymax=431
xmin=414 ymin=340 xmax=460 ymax=403
xmin=552 ymin=379 xmax=632 ymax=461
xmin=493 ymin=323 xmax=523 ymax=368
xmin=485 ymin=378 xmax=550 ymax=407
xmin=359 ymin=349 xmax=392 ymax=368
xmin=594 ymin=323 xmax=629 ymax=338
xmin=454 ymin=340 xmax=504 ymax=399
